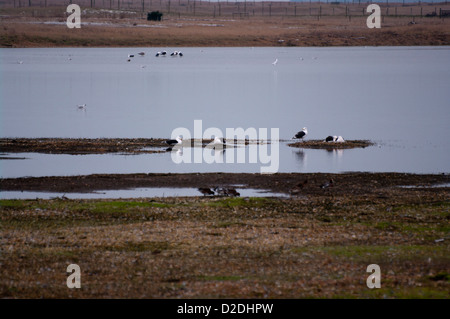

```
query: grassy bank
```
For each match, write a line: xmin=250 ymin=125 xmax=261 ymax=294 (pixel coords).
xmin=1 ymin=188 xmax=449 ymax=298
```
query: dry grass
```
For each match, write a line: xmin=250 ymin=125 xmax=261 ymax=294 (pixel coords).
xmin=1 ymin=3 xmax=449 ymax=47
xmin=1 ymin=190 xmax=449 ymax=298
xmin=0 ymin=173 xmax=449 ymax=298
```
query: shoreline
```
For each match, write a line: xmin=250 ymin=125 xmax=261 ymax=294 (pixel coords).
xmin=1 ymin=172 xmax=449 ymax=194
xmin=1 ymin=172 xmax=448 ymax=298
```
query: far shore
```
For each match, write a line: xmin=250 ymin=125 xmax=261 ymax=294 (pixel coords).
xmin=1 ymin=2 xmax=449 ymax=48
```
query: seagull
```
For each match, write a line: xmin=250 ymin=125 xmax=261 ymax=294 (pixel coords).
xmin=138 ymin=52 xmax=145 ymax=56
xmin=156 ymin=51 xmax=167 ymax=57
xmin=198 ymin=187 xmax=215 ymax=196
xmin=272 ymin=58 xmax=278 ymax=66
xmin=166 ymin=135 xmax=183 ymax=146
xmin=17 ymin=60 xmax=24 ymax=64
xmin=213 ymin=136 xmax=226 ymax=145
xmin=76 ymin=104 xmax=87 ymax=110
xmin=171 ymin=51 xmax=183 ymax=57
xmin=128 ymin=54 xmax=134 ymax=58
xmin=325 ymin=136 xmax=345 ymax=143
xmin=293 ymin=127 xmax=308 ymax=141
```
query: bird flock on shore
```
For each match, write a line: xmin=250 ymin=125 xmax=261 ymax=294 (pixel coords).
xmin=198 ymin=187 xmax=240 ymax=197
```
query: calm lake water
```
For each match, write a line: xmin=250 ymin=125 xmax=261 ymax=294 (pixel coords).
xmin=1 ymin=46 xmax=449 ymax=180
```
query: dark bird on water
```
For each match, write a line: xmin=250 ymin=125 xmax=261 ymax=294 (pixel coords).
xmin=166 ymin=135 xmax=183 ymax=146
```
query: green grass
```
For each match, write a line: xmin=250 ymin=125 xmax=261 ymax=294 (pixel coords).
xmin=0 ymin=199 xmax=172 ymax=212
xmin=0 ymin=199 xmax=176 ymax=230
xmin=203 ymin=197 xmax=277 ymax=208
xmin=74 ymin=201 xmax=172 ymax=213
xmin=291 ymin=245 xmax=450 ymax=263
xmin=0 ymin=199 xmax=28 ymax=209
xmin=373 ymin=221 xmax=450 ymax=238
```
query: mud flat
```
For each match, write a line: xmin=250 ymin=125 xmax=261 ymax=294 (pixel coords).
xmin=0 ymin=172 xmax=449 ymax=298
xmin=0 ymin=172 xmax=449 ymax=195
xmin=0 ymin=138 xmax=169 ymax=155
xmin=0 ymin=138 xmax=372 ymax=155
xmin=288 ymin=140 xmax=374 ymax=150
xmin=0 ymin=138 xmax=258 ymax=155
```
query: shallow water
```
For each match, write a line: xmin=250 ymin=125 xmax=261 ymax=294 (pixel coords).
xmin=0 ymin=187 xmax=287 ymax=200
xmin=1 ymin=46 xmax=449 ymax=178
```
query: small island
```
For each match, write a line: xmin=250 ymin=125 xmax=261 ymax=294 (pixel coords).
xmin=288 ymin=139 xmax=374 ymax=150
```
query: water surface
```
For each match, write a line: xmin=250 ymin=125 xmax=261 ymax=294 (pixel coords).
xmin=1 ymin=46 xmax=449 ymax=177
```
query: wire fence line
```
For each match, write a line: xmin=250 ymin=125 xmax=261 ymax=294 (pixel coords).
xmin=2 ymin=0 xmax=449 ymax=19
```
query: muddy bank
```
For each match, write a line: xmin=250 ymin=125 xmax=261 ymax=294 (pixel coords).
xmin=1 ymin=172 xmax=448 ymax=196
xmin=0 ymin=138 xmax=168 ymax=155
xmin=0 ymin=138 xmax=259 ymax=155
xmin=0 ymin=138 xmax=373 ymax=155
xmin=288 ymin=140 xmax=374 ymax=150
